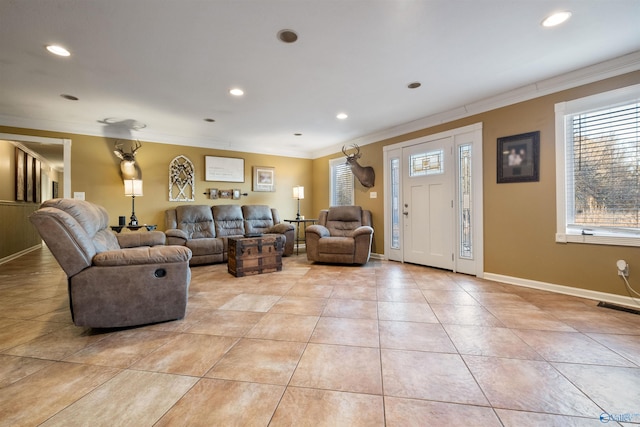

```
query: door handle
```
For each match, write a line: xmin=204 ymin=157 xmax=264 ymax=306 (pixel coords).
xmin=403 ymin=212 xmax=409 ymax=216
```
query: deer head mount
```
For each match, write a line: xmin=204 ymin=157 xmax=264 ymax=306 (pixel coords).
xmin=342 ymin=144 xmax=375 ymax=188
xmin=113 ymin=140 xmax=142 ymax=180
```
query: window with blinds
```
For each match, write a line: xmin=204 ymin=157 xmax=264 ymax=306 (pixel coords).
xmin=329 ymin=158 xmax=354 ymax=206
xmin=556 ymin=84 xmax=640 ymax=246
xmin=566 ymin=102 xmax=639 ymax=233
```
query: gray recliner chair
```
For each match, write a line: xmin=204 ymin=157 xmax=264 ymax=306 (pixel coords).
xmin=305 ymin=206 xmax=374 ymax=265
xmin=29 ymin=199 xmax=192 ymax=328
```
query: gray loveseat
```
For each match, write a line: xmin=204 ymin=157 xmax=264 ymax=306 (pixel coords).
xmin=164 ymin=204 xmax=294 ymax=265
xmin=29 ymin=199 xmax=192 ymax=328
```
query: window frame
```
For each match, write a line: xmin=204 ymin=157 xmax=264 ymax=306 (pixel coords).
xmin=329 ymin=157 xmax=355 ymax=206
xmin=555 ymin=83 xmax=640 ymax=247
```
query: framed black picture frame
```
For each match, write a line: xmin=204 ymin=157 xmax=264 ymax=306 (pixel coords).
xmin=497 ymin=131 xmax=540 ymax=183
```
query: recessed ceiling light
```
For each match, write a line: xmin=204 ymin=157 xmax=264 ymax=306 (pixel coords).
xmin=46 ymin=45 xmax=71 ymax=57
xmin=542 ymin=11 xmax=572 ymax=27
xmin=60 ymin=94 xmax=79 ymax=101
xmin=229 ymin=88 xmax=244 ymax=96
xmin=336 ymin=113 xmax=348 ymax=120
xmin=204 ymin=118 xmax=215 ymax=122
xmin=277 ymin=29 xmax=298 ymax=43
xmin=407 ymin=82 xmax=421 ymax=89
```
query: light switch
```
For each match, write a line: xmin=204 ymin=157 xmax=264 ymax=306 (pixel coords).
xmin=370 ymin=192 xmax=377 ymax=199
xmin=73 ymin=192 xmax=85 ymax=200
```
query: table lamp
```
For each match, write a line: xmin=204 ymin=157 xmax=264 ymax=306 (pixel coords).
xmin=124 ymin=179 xmax=143 ymax=226
xmin=293 ymin=186 xmax=304 ymax=220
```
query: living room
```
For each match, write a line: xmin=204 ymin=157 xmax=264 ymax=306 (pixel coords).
xmin=1 ymin=1 xmax=640 ymax=424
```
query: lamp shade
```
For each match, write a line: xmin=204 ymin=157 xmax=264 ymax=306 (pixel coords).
xmin=292 ymin=186 xmax=304 ymax=199
xmin=124 ymin=179 xmax=143 ymax=197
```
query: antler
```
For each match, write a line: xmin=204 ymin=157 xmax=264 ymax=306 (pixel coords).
xmin=113 ymin=141 xmax=125 ymax=160
xmin=131 ymin=140 xmax=142 ymax=156
xmin=342 ymin=145 xmax=349 ymax=157
xmin=351 ymin=144 xmax=361 ymax=159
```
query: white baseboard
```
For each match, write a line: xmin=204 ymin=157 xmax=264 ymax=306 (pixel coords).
xmin=0 ymin=244 xmax=42 ymax=265
xmin=484 ymin=272 xmax=640 ymax=310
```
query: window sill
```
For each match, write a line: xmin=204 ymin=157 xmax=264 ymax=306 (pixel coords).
xmin=556 ymin=233 xmax=640 ymax=248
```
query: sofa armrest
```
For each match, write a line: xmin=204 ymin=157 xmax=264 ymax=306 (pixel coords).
xmin=116 ymin=231 xmax=166 ymax=248
xmin=93 ymin=246 xmax=192 ymax=267
xmin=306 ymin=224 xmax=330 ymax=238
xmin=351 ymin=226 xmax=374 ymax=238
xmin=268 ymin=223 xmax=294 ymax=234
xmin=166 ymin=228 xmax=188 ymax=239
xmin=165 ymin=228 xmax=188 ymax=246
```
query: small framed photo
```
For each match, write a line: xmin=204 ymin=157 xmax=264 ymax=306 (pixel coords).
xmin=232 ymin=189 xmax=241 ymax=200
xmin=253 ymin=166 xmax=275 ymax=192
xmin=219 ymin=189 xmax=233 ymax=199
xmin=208 ymin=188 xmax=218 ymax=199
xmin=497 ymin=131 xmax=540 ymax=183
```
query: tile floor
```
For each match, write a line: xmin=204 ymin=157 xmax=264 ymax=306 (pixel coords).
xmin=1 ymin=247 xmax=640 ymax=426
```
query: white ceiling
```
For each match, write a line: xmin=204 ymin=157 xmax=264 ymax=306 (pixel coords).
xmin=1 ymin=0 xmax=639 ymax=160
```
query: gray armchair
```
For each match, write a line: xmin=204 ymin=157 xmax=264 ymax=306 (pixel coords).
xmin=305 ymin=206 xmax=374 ymax=265
xmin=30 ymin=199 xmax=192 ymax=328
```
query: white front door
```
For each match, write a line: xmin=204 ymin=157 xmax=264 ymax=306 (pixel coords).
xmin=402 ymin=137 xmax=454 ymax=269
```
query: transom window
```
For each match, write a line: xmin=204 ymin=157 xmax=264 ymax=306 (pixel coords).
xmin=409 ymin=149 xmax=444 ymax=177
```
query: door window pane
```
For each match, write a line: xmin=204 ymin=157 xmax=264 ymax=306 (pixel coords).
xmin=410 ymin=150 xmax=444 ymax=177
xmin=459 ymin=144 xmax=472 ymax=259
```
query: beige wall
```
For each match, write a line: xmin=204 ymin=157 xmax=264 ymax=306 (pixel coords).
xmin=312 ymin=71 xmax=640 ymax=297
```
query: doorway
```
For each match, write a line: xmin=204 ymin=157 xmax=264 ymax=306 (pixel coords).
xmin=383 ymin=123 xmax=483 ymax=276
xmin=0 ymin=133 xmax=71 ymax=199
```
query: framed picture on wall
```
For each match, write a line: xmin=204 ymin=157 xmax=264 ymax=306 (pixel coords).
xmin=25 ymin=154 xmax=34 ymax=202
xmin=15 ymin=148 xmax=25 ymax=201
xmin=253 ymin=166 xmax=275 ymax=192
xmin=34 ymin=158 xmax=41 ymax=203
xmin=205 ymin=156 xmax=244 ymax=182
xmin=497 ymin=131 xmax=540 ymax=183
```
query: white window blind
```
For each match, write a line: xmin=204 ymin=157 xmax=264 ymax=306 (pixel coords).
xmin=566 ymin=102 xmax=640 ymax=234
xmin=329 ymin=158 xmax=354 ymax=206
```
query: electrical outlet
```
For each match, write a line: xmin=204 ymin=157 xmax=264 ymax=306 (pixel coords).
xmin=617 ymin=260 xmax=629 ymax=277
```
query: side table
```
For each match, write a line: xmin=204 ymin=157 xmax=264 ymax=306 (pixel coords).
xmin=111 ymin=225 xmax=157 ymax=233
xmin=284 ymin=219 xmax=318 ymax=255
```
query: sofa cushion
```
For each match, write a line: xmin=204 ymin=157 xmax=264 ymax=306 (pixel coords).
xmin=318 ymin=236 xmax=355 ymax=254
xmin=185 ymin=237 xmax=224 ymax=256
xmin=213 ymin=205 xmax=245 ymax=236
xmin=325 ymin=206 xmax=363 ymax=237
xmin=176 ymin=205 xmax=215 ymax=239
xmin=242 ymin=205 xmax=275 ymax=234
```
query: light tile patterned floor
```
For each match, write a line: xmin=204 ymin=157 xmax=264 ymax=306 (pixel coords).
xmin=1 ymin=247 xmax=640 ymax=426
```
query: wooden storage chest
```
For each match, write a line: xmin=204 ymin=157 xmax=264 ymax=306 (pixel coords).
xmin=228 ymin=234 xmax=284 ymax=277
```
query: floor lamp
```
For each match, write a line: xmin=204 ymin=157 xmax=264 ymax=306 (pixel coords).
xmin=293 ymin=186 xmax=304 ymax=220
xmin=124 ymin=179 xmax=143 ymax=226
